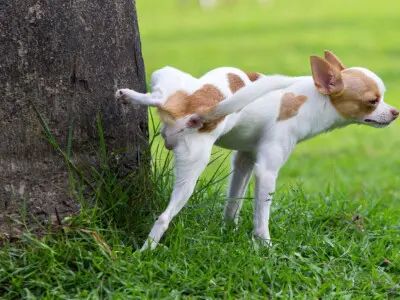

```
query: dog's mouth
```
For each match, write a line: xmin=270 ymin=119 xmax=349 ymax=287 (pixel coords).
xmin=364 ymin=119 xmax=391 ymax=127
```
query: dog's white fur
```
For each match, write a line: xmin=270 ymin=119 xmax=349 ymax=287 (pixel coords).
xmin=115 ymin=51 xmax=398 ymax=250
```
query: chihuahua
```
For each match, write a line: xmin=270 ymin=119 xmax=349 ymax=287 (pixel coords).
xmin=116 ymin=51 xmax=398 ymax=250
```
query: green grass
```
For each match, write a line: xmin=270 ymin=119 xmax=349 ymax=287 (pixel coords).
xmin=1 ymin=0 xmax=400 ymax=298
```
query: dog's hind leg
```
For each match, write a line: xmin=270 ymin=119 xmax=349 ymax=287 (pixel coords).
xmin=141 ymin=135 xmax=214 ymax=251
xmin=115 ymin=66 xmax=199 ymax=107
xmin=115 ymin=89 xmax=163 ymax=106
xmin=253 ymin=139 xmax=295 ymax=245
xmin=223 ymin=151 xmax=254 ymax=225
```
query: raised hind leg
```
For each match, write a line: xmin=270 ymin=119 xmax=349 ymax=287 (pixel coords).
xmin=115 ymin=88 xmax=163 ymax=106
xmin=115 ymin=66 xmax=199 ymax=107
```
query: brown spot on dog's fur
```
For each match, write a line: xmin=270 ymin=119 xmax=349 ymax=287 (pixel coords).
xmin=227 ymin=73 xmax=245 ymax=93
xmin=245 ymin=72 xmax=260 ymax=82
xmin=278 ymin=93 xmax=308 ymax=121
xmin=329 ymin=69 xmax=381 ymax=119
xmin=157 ymin=91 xmax=189 ymax=125
xmin=159 ymin=84 xmax=226 ymax=133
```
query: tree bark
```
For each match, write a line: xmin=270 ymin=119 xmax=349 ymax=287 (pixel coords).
xmin=0 ymin=1 xmax=147 ymax=230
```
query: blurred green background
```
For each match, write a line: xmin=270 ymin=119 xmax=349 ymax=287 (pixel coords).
xmin=136 ymin=0 xmax=400 ymax=199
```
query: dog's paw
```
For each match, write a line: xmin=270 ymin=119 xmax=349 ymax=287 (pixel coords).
xmin=260 ymin=238 xmax=273 ymax=248
xmin=222 ymin=217 xmax=239 ymax=232
xmin=140 ymin=242 xmax=169 ymax=252
xmin=115 ymin=89 xmax=131 ymax=105
xmin=253 ymin=232 xmax=273 ymax=248
xmin=139 ymin=238 xmax=164 ymax=251
xmin=251 ymin=235 xmax=273 ymax=252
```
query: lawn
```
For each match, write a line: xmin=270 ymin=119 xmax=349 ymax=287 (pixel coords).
xmin=1 ymin=0 xmax=400 ymax=298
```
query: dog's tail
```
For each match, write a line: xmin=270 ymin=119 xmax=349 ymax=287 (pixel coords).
xmin=200 ymin=75 xmax=302 ymax=121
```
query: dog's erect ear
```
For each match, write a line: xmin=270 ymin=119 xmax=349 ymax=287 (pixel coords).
xmin=310 ymin=56 xmax=344 ymax=95
xmin=324 ymin=50 xmax=346 ymax=71
xmin=186 ymin=115 xmax=204 ymax=129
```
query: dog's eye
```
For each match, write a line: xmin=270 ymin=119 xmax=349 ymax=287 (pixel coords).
xmin=368 ymin=99 xmax=379 ymax=106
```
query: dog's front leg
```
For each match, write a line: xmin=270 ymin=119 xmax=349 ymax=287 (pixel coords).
xmin=253 ymin=140 xmax=295 ymax=245
xmin=141 ymin=138 xmax=214 ymax=251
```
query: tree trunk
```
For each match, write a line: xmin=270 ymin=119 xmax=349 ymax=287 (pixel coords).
xmin=0 ymin=1 xmax=147 ymax=231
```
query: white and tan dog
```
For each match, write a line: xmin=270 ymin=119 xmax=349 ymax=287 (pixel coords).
xmin=116 ymin=51 xmax=398 ymax=250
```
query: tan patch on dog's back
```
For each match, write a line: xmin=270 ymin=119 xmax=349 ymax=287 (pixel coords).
xmin=329 ymin=69 xmax=381 ymax=119
xmin=159 ymin=84 xmax=225 ymax=133
xmin=157 ymin=91 xmax=189 ymax=124
xmin=278 ymin=93 xmax=308 ymax=121
xmin=245 ymin=72 xmax=260 ymax=82
xmin=227 ymin=73 xmax=246 ymax=93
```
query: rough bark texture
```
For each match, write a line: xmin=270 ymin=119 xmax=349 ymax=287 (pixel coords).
xmin=0 ymin=0 xmax=147 ymax=231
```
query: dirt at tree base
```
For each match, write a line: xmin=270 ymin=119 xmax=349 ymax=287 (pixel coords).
xmin=0 ymin=164 xmax=81 ymax=241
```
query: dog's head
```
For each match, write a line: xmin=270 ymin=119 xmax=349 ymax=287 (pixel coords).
xmin=159 ymin=114 xmax=202 ymax=150
xmin=310 ymin=51 xmax=398 ymax=127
